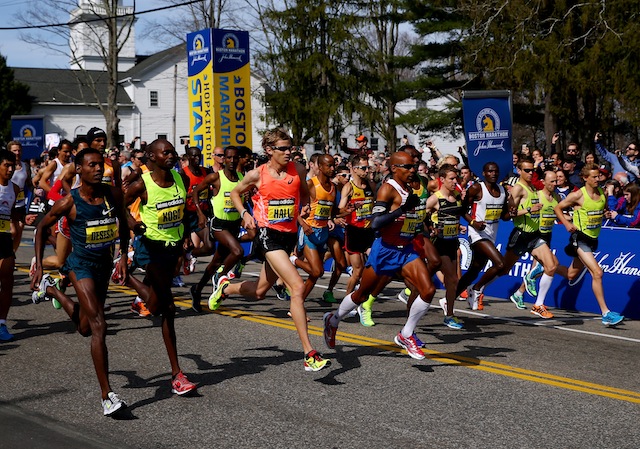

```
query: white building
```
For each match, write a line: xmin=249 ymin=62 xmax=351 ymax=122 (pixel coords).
xmin=13 ymin=0 xmax=267 ymax=156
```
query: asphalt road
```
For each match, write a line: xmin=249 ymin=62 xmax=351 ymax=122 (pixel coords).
xmin=1 ymin=232 xmax=638 ymax=448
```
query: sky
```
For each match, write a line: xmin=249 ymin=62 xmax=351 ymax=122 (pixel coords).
xmin=0 ymin=0 xmax=175 ymax=68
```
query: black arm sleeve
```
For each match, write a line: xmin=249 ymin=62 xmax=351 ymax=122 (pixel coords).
xmin=371 ymin=201 xmax=403 ymax=231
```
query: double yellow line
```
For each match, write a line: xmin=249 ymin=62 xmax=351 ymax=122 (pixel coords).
xmin=179 ymin=301 xmax=640 ymax=404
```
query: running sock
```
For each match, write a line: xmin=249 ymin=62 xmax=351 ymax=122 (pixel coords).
xmin=362 ymin=294 xmax=376 ymax=311
xmin=331 ymin=293 xmax=357 ymax=326
xmin=401 ymin=299 xmax=430 ymax=338
xmin=133 ymin=296 xmax=143 ymax=304
xmin=535 ymin=273 xmax=553 ymax=307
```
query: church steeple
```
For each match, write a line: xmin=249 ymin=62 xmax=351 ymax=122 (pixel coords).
xmin=69 ymin=0 xmax=136 ymax=71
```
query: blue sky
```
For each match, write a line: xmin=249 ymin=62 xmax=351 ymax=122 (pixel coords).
xmin=0 ymin=0 xmax=173 ymax=68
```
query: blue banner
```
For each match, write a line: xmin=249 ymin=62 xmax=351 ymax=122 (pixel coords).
xmin=462 ymin=91 xmax=512 ymax=182
xmin=11 ymin=115 xmax=44 ymax=160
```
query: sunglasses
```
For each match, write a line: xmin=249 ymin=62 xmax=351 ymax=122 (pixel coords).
xmin=521 ymin=168 xmax=534 ymax=173
xmin=214 ymin=153 xmax=224 ymax=157
xmin=393 ymin=163 xmax=418 ymax=170
xmin=336 ymin=173 xmax=349 ymax=178
xmin=354 ymin=165 xmax=370 ymax=170
xmin=270 ymin=145 xmax=293 ymax=152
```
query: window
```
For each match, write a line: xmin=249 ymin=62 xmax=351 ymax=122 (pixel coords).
xmin=149 ymin=90 xmax=159 ymax=107
xmin=157 ymin=134 xmax=167 ymax=140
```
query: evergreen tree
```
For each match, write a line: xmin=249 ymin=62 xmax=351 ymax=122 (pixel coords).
xmin=0 ymin=54 xmax=32 ymax=145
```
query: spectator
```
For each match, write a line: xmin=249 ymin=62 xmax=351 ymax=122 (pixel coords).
xmin=598 ymin=164 xmax=612 ymax=187
xmin=606 ymin=183 xmax=640 ymax=227
xmin=555 ymin=169 xmax=578 ymax=201
xmin=564 ymin=142 xmax=584 ymax=171
xmin=562 ymin=157 xmax=583 ymax=187
xmin=585 ymin=151 xmax=599 ymax=166
xmin=594 ymin=132 xmax=639 ymax=183
xmin=614 ymin=172 xmax=630 ymax=186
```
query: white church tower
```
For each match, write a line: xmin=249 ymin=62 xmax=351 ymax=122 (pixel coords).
xmin=69 ymin=0 xmax=136 ymax=71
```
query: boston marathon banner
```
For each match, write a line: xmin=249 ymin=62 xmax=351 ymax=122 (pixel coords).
xmin=462 ymin=91 xmax=512 ymax=182
xmin=187 ymin=28 xmax=252 ymax=168
xmin=11 ymin=115 xmax=44 ymax=161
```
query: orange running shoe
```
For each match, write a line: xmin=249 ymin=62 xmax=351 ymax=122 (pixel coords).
xmin=131 ymin=299 xmax=151 ymax=317
xmin=477 ymin=293 xmax=485 ymax=311
xmin=531 ymin=304 xmax=553 ymax=319
xmin=459 ymin=289 xmax=468 ymax=300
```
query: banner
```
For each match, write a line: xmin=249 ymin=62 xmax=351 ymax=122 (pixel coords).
xmin=187 ymin=28 xmax=251 ymax=168
xmin=11 ymin=115 xmax=44 ymax=161
xmin=462 ymin=91 xmax=512 ymax=182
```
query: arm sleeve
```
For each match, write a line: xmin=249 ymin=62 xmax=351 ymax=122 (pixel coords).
xmin=370 ymin=201 xmax=403 ymax=231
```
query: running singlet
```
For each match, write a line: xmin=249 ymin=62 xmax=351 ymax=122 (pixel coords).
xmin=139 ymin=171 xmax=186 ymax=243
xmin=574 ymin=186 xmax=605 ymax=239
xmin=346 ymin=180 xmax=374 ymax=228
xmin=0 ymin=182 xmax=16 ymax=233
xmin=468 ymin=182 xmax=506 ymax=244
xmin=513 ymin=181 xmax=540 ymax=233
xmin=431 ymin=190 xmax=462 ymax=239
xmin=538 ymin=191 xmax=559 ymax=235
xmin=252 ymin=162 xmax=300 ymax=233
xmin=379 ymin=179 xmax=419 ymax=247
xmin=11 ymin=162 xmax=28 ymax=207
xmin=212 ymin=170 xmax=244 ymax=221
xmin=412 ymin=181 xmax=429 ymax=236
xmin=102 ymin=159 xmax=114 ymax=185
xmin=68 ymin=188 xmax=117 ymax=262
xmin=305 ymin=176 xmax=335 ymax=229
xmin=52 ymin=159 xmax=64 ymax=185
xmin=184 ymin=165 xmax=209 ymax=212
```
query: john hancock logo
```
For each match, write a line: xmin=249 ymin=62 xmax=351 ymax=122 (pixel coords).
xmin=189 ymin=34 xmax=210 ymax=66
xmin=468 ymin=108 xmax=509 ymax=156
xmin=216 ymin=32 xmax=245 ymax=63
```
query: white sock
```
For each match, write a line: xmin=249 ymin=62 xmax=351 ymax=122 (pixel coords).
xmin=401 ymin=299 xmax=430 ymax=338
xmin=134 ymin=296 xmax=142 ymax=304
xmin=331 ymin=293 xmax=357 ymax=326
xmin=535 ymin=274 xmax=553 ymax=307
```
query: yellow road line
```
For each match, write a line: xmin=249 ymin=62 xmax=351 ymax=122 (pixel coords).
xmin=177 ymin=301 xmax=640 ymax=404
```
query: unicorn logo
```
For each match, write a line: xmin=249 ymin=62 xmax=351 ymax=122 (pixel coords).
xmin=482 ymin=115 xmax=494 ymax=131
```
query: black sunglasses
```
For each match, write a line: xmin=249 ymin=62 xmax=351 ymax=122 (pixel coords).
xmin=271 ymin=145 xmax=293 ymax=152
xmin=393 ymin=163 xmax=418 ymax=170
xmin=521 ymin=168 xmax=534 ymax=173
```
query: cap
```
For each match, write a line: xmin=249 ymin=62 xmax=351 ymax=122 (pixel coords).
xmin=599 ymin=165 xmax=610 ymax=176
xmin=356 ymin=135 xmax=367 ymax=143
xmin=87 ymin=127 xmax=107 ymax=143
xmin=564 ymin=156 xmax=577 ymax=164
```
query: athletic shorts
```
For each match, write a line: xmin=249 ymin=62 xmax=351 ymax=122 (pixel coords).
xmin=344 ymin=225 xmax=375 ymax=254
xmin=61 ymin=253 xmax=111 ymax=292
xmin=539 ymin=232 xmax=552 ymax=247
xmin=298 ymin=226 xmax=328 ymax=252
xmin=254 ymin=227 xmax=297 ymax=261
xmin=366 ymin=237 xmax=420 ymax=276
xmin=11 ymin=205 xmax=26 ymax=221
xmin=57 ymin=216 xmax=71 ymax=240
xmin=565 ymin=231 xmax=598 ymax=257
xmin=0 ymin=233 xmax=14 ymax=259
xmin=506 ymin=228 xmax=546 ymax=257
xmin=211 ymin=217 xmax=242 ymax=236
xmin=133 ymin=236 xmax=182 ymax=268
xmin=432 ymin=236 xmax=460 ymax=260
xmin=329 ymin=224 xmax=345 ymax=243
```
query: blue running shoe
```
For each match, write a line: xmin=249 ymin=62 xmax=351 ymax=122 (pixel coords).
xmin=411 ymin=332 xmax=425 ymax=348
xmin=0 ymin=324 xmax=14 ymax=342
xmin=602 ymin=311 xmax=624 ymax=326
xmin=529 ymin=263 xmax=544 ymax=279
xmin=444 ymin=316 xmax=464 ymax=330
xmin=509 ymin=291 xmax=526 ymax=310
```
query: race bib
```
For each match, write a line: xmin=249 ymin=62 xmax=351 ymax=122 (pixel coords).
xmin=157 ymin=198 xmax=185 ymax=229
xmin=0 ymin=214 xmax=10 ymax=233
xmin=223 ymin=192 xmax=238 ymax=214
xmin=267 ymin=199 xmax=294 ymax=224
xmin=85 ymin=217 xmax=118 ymax=249
xmin=484 ymin=204 xmax=502 ymax=223
xmin=314 ymin=200 xmax=333 ymax=221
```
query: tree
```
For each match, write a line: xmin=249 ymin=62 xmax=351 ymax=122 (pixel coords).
xmin=0 ymin=54 xmax=32 ymax=145
xmin=17 ymin=0 xmax=135 ymax=147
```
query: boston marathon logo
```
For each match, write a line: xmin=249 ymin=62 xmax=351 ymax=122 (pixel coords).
xmin=468 ymin=108 xmax=509 ymax=156
xmin=216 ymin=32 xmax=245 ymax=63
xmin=189 ymin=33 xmax=210 ymax=66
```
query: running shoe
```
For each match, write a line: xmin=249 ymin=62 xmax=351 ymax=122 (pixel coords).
xmin=272 ymin=284 xmax=290 ymax=301
xmin=439 ymin=298 xmax=448 ymax=316
xmin=397 ymin=288 xmax=409 ymax=304
xmin=0 ymin=324 xmax=14 ymax=342
xmin=51 ymin=278 xmax=64 ymax=310
xmin=102 ymin=391 xmax=127 ymax=416
xmin=29 ymin=256 xmax=36 ymax=278
xmin=529 ymin=262 xmax=544 ymax=279
xmin=509 ymin=291 xmax=526 ymax=309
xmin=208 ymin=275 xmax=229 ymax=311
xmin=190 ymin=284 xmax=202 ymax=313
xmin=530 ymin=304 xmax=554 ymax=319
xmin=131 ymin=299 xmax=152 ymax=317
xmin=345 ymin=266 xmax=353 ymax=277
xmin=110 ymin=264 xmax=121 ymax=284
xmin=457 ymin=289 xmax=468 ymax=301
xmin=444 ymin=316 xmax=464 ymax=330
xmin=357 ymin=305 xmax=375 ymax=327
xmin=466 ymin=286 xmax=479 ymax=310
xmin=32 ymin=274 xmax=56 ymax=304
xmin=323 ymin=312 xmax=337 ymax=349
xmin=183 ymin=253 xmax=197 ymax=275
xmin=322 ymin=291 xmax=337 ymax=303
xmin=230 ymin=262 xmax=245 ymax=280
xmin=477 ymin=292 xmax=485 ymax=311
xmin=304 ymin=350 xmax=331 ymax=372
xmin=524 ymin=270 xmax=538 ymax=297
xmin=394 ymin=332 xmax=425 ymax=360
xmin=602 ymin=311 xmax=624 ymax=327
xmin=172 ymin=275 xmax=186 ymax=288
xmin=412 ymin=332 xmax=425 ymax=348
xmin=188 ymin=255 xmax=197 ymax=274
xmin=171 ymin=371 xmax=197 ymax=396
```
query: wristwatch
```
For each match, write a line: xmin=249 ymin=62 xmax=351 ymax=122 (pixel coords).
xmin=526 ymin=207 xmax=532 ymax=214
